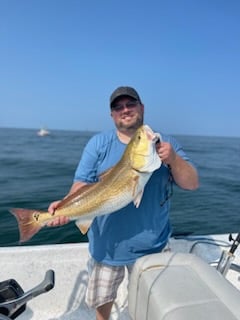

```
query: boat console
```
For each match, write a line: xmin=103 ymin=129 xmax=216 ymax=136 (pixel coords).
xmin=129 ymin=252 xmax=240 ymax=320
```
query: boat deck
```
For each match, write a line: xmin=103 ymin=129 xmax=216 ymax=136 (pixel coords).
xmin=0 ymin=234 xmax=239 ymax=320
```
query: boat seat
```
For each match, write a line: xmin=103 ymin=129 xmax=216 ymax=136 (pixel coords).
xmin=128 ymin=252 xmax=240 ymax=320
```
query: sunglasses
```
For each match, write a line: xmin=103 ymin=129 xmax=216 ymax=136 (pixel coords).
xmin=111 ymin=100 xmax=139 ymax=112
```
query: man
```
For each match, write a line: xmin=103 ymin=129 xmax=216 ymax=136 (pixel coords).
xmin=48 ymin=86 xmax=199 ymax=320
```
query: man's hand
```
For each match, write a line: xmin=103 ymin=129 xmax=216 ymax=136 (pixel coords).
xmin=47 ymin=200 xmax=70 ymax=227
xmin=156 ymin=141 xmax=176 ymax=166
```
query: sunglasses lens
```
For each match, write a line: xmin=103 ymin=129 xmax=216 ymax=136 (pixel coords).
xmin=112 ymin=101 xmax=139 ymax=112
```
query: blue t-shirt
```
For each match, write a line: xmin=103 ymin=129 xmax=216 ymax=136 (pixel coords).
xmin=74 ymin=129 xmax=192 ymax=266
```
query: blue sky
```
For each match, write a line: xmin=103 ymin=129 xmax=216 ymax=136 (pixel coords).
xmin=1 ymin=0 xmax=240 ymax=136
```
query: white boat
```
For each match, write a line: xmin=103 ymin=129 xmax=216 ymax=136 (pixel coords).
xmin=0 ymin=233 xmax=239 ymax=319
xmin=37 ymin=128 xmax=50 ymax=137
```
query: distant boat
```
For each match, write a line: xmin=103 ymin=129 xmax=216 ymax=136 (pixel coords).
xmin=37 ymin=128 xmax=50 ymax=136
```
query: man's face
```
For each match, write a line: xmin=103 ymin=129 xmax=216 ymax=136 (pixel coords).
xmin=110 ymin=97 xmax=144 ymax=132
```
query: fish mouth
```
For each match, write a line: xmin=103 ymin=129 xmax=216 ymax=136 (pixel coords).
xmin=155 ymin=137 xmax=161 ymax=144
xmin=144 ymin=125 xmax=161 ymax=144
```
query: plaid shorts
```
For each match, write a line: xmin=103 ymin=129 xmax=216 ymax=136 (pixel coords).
xmin=85 ymin=244 xmax=170 ymax=308
xmin=85 ymin=258 xmax=133 ymax=308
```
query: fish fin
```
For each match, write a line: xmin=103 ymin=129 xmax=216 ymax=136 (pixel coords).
xmin=75 ymin=218 xmax=93 ymax=235
xmin=131 ymin=176 xmax=143 ymax=208
xmin=9 ymin=208 xmax=44 ymax=243
xmin=132 ymin=175 xmax=139 ymax=195
xmin=133 ymin=190 xmax=144 ymax=208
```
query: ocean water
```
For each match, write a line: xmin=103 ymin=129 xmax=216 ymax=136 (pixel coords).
xmin=0 ymin=127 xmax=239 ymax=247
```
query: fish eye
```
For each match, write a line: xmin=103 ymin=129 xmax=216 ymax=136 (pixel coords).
xmin=138 ymin=135 xmax=141 ymax=140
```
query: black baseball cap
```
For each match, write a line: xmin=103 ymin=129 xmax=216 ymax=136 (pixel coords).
xmin=110 ymin=86 xmax=142 ymax=108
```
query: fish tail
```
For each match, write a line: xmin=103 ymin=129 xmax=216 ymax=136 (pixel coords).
xmin=10 ymin=208 xmax=43 ymax=243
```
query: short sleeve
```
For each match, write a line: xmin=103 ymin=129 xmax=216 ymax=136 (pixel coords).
xmin=74 ymin=136 xmax=99 ymax=183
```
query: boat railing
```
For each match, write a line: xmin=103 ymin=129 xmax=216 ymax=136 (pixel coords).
xmin=173 ymin=234 xmax=240 ymax=277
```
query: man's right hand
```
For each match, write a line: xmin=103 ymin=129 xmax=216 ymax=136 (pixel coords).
xmin=47 ymin=200 xmax=70 ymax=227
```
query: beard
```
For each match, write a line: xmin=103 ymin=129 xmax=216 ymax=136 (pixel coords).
xmin=115 ymin=112 xmax=144 ymax=133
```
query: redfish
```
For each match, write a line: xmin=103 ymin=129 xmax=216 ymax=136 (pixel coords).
xmin=10 ymin=125 xmax=162 ymax=243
